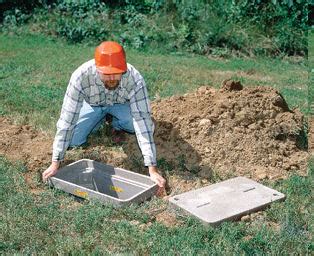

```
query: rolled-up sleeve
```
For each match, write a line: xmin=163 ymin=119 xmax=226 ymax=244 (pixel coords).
xmin=129 ymin=72 xmax=156 ymax=166
xmin=52 ymin=73 xmax=84 ymax=161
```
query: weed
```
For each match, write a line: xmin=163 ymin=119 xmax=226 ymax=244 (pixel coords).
xmin=176 ymin=154 xmax=187 ymax=172
xmin=157 ymin=157 xmax=174 ymax=173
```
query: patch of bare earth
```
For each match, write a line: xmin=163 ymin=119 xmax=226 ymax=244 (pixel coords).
xmin=0 ymin=118 xmax=52 ymax=194
xmin=0 ymin=82 xmax=309 ymax=226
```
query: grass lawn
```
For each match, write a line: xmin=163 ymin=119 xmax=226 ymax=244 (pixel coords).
xmin=309 ymin=29 xmax=314 ymax=111
xmin=0 ymin=32 xmax=312 ymax=254
xmin=0 ymin=33 xmax=309 ymax=133
xmin=1 ymin=157 xmax=312 ymax=254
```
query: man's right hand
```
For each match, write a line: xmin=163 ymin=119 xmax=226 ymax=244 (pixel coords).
xmin=42 ymin=161 xmax=60 ymax=182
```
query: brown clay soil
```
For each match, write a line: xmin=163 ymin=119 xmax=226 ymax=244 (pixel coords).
xmin=125 ymin=81 xmax=309 ymax=182
xmin=0 ymin=82 xmax=310 ymax=225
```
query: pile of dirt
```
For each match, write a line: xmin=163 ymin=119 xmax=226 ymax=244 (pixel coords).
xmin=125 ymin=81 xmax=309 ymax=181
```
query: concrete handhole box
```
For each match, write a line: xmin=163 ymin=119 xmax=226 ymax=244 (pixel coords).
xmin=49 ymin=159 xmax=158 ymax=206
xmin=169 ymin=176 xmax=285 ymax=226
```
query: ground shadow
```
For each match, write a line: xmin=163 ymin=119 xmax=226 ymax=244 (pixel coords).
xmin=120 ymin=119 xmax=204 ymax=193
xmin=63 ymin=119 xmax=205 ymax=195
xmin=99 ymin=120 xmax=201 ymax=171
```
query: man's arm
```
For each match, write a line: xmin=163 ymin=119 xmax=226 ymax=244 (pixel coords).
xmin=128 ymin=67 xmax=166 ymax=190
xmin=129 ymin=77 xmax=156 ymax=167
xmin=43 ymin=72 xmax=84 ymax=181
xmin=52 ymin=79 xmax=84 ymax=161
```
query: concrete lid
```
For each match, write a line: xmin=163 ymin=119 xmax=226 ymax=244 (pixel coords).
xmin=169 ymin=176 xmax=285 ymax=226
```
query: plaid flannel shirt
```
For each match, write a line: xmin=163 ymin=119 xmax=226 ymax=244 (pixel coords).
xmin=52 ymin=59 xmax=156 ymax=166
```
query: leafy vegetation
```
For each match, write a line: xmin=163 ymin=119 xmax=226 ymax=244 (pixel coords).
xmin=0 ymin=0 xmax=308 ymax=57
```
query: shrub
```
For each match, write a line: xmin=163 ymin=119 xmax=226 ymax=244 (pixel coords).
xmin=0 ymin=0 xmax=55 ymax=21
xmin=0 ymin=0 xmax=308 ymax=57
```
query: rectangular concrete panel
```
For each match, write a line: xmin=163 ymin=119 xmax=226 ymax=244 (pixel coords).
xmin=49 ymin=159 xmax=158 ymax=206
xmin=169 ymin=177 xmax=285 ymax=226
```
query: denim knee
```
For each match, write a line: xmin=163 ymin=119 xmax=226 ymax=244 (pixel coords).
xmin=112 ymin=118 xmax=134 ymax=133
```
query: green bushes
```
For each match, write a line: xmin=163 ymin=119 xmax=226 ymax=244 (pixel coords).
xmin=0 ymin=0 xmax=54 ymax=22
xmin=48 ymin=0 xmax=109 ymax=43
xmin=0 ymin=0 xmax=308 ymax=57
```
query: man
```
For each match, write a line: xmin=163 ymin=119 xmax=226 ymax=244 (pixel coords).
xmin=42 ymin=41 xmax=166 ymax=194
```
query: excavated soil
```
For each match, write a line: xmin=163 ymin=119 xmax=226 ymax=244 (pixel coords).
xmin=125 ymin=81 xmax=309 ymax=183
xmin=0 ymin=82 xmax=310 ymax=199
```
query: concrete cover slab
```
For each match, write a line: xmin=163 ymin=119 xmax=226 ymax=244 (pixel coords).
xmin=169 ymin=177 xmax=285 ymax=226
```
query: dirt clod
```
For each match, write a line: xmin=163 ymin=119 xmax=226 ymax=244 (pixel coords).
xmin=221 ymin=79 xmax=243 ymax=91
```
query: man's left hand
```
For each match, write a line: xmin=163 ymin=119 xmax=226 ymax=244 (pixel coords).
xmin=148 ymin=166 xmax=166 ymax=197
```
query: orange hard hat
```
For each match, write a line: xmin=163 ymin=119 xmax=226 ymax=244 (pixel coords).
xmin=94 ymin=41 xmax=127 ymax=74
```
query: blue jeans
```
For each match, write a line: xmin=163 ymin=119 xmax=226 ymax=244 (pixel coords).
xmin=69 ymin=101 xmax=135 ymax=147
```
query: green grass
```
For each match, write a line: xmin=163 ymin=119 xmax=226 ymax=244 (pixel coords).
xmin=0 ymin=33 xmax=309 ymax=133
xmin=309 ymin=29 xmax=314 ymax=113
xmin=310 ymin=29 xmax=314 ymax=69
xmin=0 ymin=33 xmax=312 ymax=254
xmin=0 ymin=156 xmax=312 ymax=254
